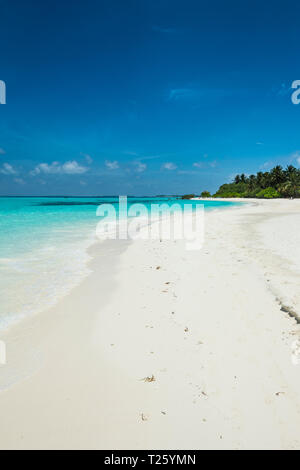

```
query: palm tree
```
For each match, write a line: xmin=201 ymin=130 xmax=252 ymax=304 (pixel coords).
xmin=249 ymin=175 xmax=256 ymax=190
xmin=263 ymin=172 xmax=272 ymax=188
xmin=285 ymin=165 xmax=297 ymax=179
xmin=270 ymin=165 xmax=285 ymax=188
xmin=279 ymin=172 xmax=300 ymax=198
xmin=256 ymin=172 xmax=264 ymax=188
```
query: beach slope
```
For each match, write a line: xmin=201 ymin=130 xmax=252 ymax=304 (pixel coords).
xmin=0 ymin=200 xmax=300 ymax=449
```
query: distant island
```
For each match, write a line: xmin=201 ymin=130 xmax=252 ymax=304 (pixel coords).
xmin=182 ymin=165 xmax=300 ymax=199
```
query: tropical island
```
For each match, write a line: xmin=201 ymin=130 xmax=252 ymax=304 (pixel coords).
xmin=183 ymin=165 xmax=300 ymax=199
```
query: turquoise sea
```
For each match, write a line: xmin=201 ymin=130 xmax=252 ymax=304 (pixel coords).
xmin=0 ymin=197 xmax=240 ymax=330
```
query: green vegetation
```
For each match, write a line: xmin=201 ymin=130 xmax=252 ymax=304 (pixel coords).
xmin=255 ymin=187 xmax=280 ymax=199
xmin=200 ymin=191 xmax=211 ymax=198
xmin=213 ymin=165 xmax=300 ymax=198
xmin=181 ymin=194 xmax=195 ymax=199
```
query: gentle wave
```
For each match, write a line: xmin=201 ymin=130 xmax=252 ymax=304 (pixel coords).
xmin=0 ymin=197 xmax=240 ymax=331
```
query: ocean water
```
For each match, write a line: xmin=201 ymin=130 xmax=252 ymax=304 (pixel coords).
xmin=0 ymin=197 xmax=240 ymax=330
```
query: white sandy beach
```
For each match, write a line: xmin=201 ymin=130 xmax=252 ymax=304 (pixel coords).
xmin=0 ymin=199 xmax=300 ymax=450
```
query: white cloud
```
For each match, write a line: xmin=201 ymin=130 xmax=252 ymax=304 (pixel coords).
xmin=81 ymin=153 xmax=93 ymax=164
xmin=31 ymin=160 xmax=88 ymax=176
xmin=0 ymin=163 xmax=17 ymax=175
xmin=105 ymin=160 xmax=119 ymax=170
xmin=290 ymin=151 xmax=300 ymax=166
xmin=168 ymin=88 xmax=196 ymax=102
xmin=194 ymin=159 xmax=217 ymax=169
xmin=124 ymin=151 xmax=139 ymax=157
xmin=14 ymin=178 xmax=25 ymax=185
xmin=260 ymin=161 xmax=273 ymax=170
xmin=0 ymin=148 xmax=6 ymax=155
xmin=124 ymin=151 xmax=161 ymax=161
xmin=62 ymin=161 xmax=88 ymax=174
xmin=134 ymin=161 xmax=147 ymax=173
xmin=162 ymin=162 xmax=177 ymax=170
xmin=167 ymin=87 xmax=236 ymax=103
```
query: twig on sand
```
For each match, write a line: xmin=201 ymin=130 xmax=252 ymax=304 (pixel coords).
xmin=280 ymin=304 xmax=300 ymax=324
xmin=142 ymin=375 xmax=156 ymax=383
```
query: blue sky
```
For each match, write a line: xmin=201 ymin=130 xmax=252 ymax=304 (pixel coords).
xmin=0 ymin=0 xmax=300 ymax=196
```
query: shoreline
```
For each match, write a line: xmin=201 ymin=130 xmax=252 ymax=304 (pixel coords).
xmin=0 ymin=199 xmax=241 ymax=335
xmin=0 ymin=200 xmax=300 ymax=449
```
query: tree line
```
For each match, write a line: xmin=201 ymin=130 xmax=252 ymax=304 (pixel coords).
xmin=189 ymin=165 xmax=300 ymax=199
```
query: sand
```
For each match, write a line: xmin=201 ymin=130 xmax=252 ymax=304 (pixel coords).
xmin=0 ymin=199 xmax=300 ymax=450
